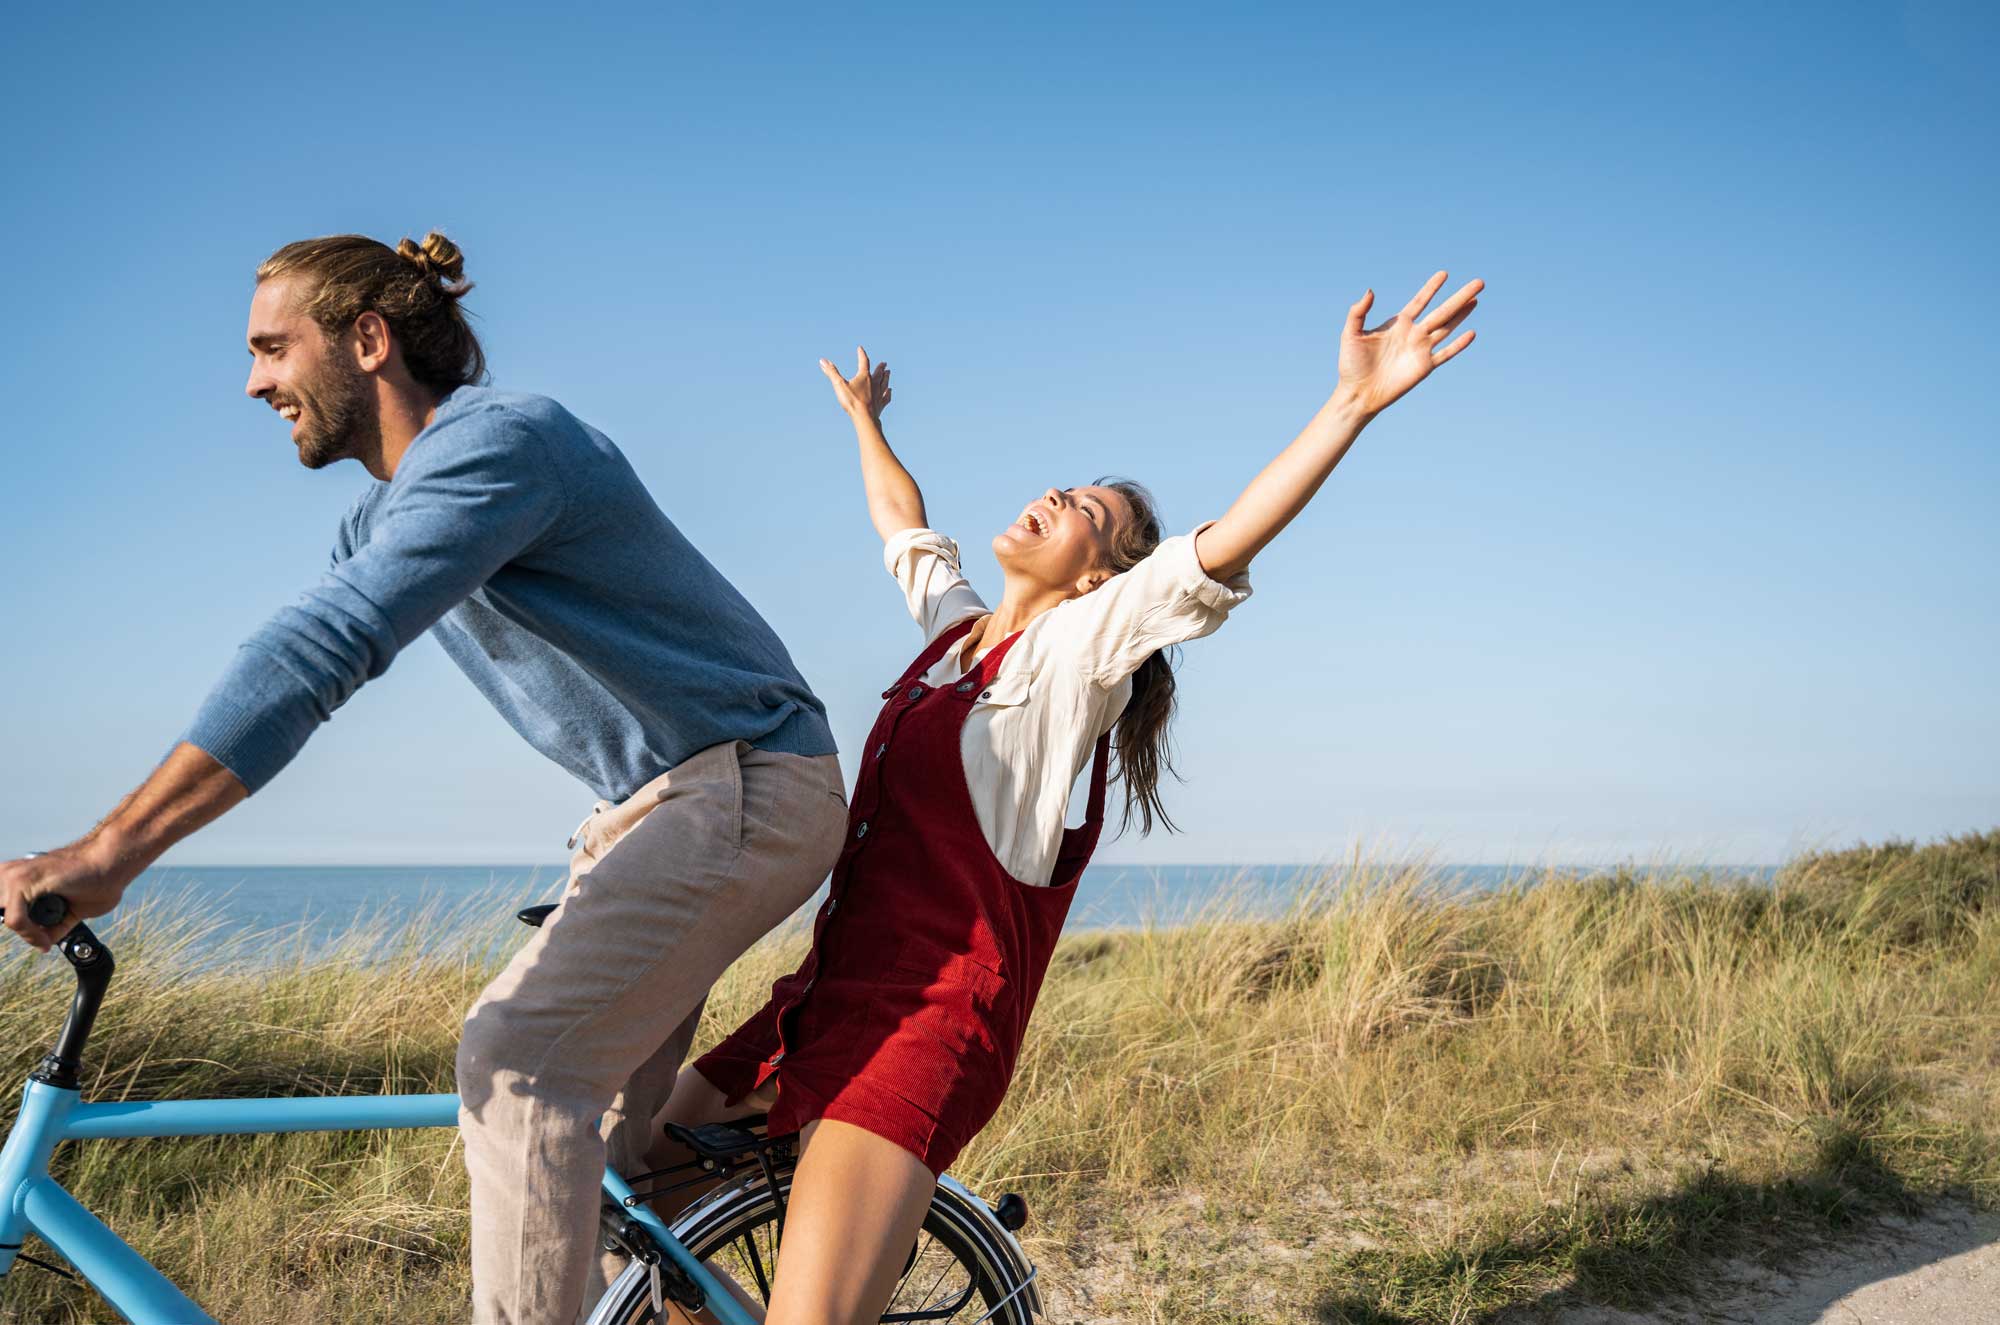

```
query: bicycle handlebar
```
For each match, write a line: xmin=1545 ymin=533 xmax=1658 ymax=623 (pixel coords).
xmin=4 ymin=889 xmax=108 ymax=1091
xmin=0 ymin=894 xmax=70 ymax=928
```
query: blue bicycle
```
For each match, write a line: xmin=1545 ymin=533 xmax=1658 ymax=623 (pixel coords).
xmin=0 ymin=896 xmax=1041 ymax=1323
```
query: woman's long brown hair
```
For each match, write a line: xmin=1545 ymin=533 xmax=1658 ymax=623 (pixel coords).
xmin=1096 ymin=477 xmax=1182 ymax=835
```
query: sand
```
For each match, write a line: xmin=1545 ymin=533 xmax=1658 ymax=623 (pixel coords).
xmin=1511 ymin=1203 xmax=2000 ymax=1324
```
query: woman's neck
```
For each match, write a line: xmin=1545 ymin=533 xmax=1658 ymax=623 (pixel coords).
xmin=961 ymin=576 xmax=1074 ymax=658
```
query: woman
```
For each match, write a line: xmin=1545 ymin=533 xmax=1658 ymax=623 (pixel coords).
xmin=658 ymin=271 xmax=1482 ymax=1323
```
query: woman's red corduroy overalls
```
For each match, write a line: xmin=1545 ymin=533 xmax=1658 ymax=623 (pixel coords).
xmin=695 ymin=616 xmax=1110 ymax=1174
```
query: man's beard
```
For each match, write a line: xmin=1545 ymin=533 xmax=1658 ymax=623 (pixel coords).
xmin=290 ymin=356 xmax=379 ymax=470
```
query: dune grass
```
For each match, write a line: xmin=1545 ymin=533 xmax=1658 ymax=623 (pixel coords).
xmin=2 ymin=830 xmax=1996 ymax=1323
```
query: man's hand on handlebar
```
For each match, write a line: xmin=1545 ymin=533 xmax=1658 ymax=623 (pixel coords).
xmin=1 ymin=845 xmax=133 ymax=953
xmin=3 ymin=745 xmax=249 ymax=955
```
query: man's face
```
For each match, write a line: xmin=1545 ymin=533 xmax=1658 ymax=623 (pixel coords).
xmin=243 ymin=277 xmax=376 ymax=470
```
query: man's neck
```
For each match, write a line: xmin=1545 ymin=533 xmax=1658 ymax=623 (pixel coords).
xmin=367 ymin=382 xmax=448 ymax=481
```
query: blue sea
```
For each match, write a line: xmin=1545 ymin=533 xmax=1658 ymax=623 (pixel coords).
xmin=76 ymin=860 xmax=1773 ymax=967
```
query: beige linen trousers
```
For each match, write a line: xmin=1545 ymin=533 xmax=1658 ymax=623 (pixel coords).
xmin=456 ymin=739 xmax=847 ymax=1324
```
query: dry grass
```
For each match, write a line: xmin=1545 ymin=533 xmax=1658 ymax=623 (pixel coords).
xmin=3 ymin=831 xmax=1996 ymax=1323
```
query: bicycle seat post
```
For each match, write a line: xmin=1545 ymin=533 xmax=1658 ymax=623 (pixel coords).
xmin=30 ymin=925 xmax=116 ymax=1092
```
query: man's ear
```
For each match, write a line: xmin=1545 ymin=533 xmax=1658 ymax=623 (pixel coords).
xmin=351 ymin=310 xmax=394 ymax=373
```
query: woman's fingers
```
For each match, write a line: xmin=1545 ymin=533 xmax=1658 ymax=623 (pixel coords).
xmin=819 ymin=357 xmax=860 ymax=404
xmin=1426 ymin=298 xmax=1478 ymax=343
xmin=1431 ymin=328 xmax=1477 ymax=365
xmin=1419 ymin=278 xmax=1485 ymax=331
xmin=1399 ymin=270 xmax=1449 ymax=322
xmin=1345 ymin=288 xmax=1375 ymax=337
xmin=856 ymin=345 xmax=871 ymax=379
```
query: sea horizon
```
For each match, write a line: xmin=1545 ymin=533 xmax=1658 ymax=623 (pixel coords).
xmin=70 ymin=859 xmax=1784 ymax=967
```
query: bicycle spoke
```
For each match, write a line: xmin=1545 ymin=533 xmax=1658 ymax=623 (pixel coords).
xmin=878 ymin=1231 xmax=982 ymax=1322
xmin=740 ymin=1229 xmax=773 ymax=1303
xmin=906 ymin=1235 xmax=953 ymax=1310
xmin=883 ymin=1233 xmax=923 ymax=1312
xmin=656 ymin=1169 xmax=1030 ymax=1325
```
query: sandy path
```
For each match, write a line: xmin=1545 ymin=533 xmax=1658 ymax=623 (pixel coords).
xmin=1523 ymin=1204 xmax=2000 ymax=1324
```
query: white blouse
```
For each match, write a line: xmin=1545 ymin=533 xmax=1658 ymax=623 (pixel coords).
xmin=883 ymin=523 xmax=1252 ymax=885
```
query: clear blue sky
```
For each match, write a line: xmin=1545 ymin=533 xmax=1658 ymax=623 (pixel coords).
xmin=2 ymin=3 xmax=1993 ymax=867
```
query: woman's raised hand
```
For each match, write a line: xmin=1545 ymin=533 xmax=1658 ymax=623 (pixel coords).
xmin=819 ymin=346 xmax=892 ymax=421
xmin=1335 ymin=272 xmax=1483 ymax=418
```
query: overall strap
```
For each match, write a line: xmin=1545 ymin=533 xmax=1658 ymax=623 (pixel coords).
xmin=1049 ymin=728 xmax=1116 ymax=884
xmin=887 ymin=616 xmax=984 ymax=694
xmin=1081 ymin=730 xmax=1112 ymax=826
xmin=966 ymin=626 xmax=1028 ymax=685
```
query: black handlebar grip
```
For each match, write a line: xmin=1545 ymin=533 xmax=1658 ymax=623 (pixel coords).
xmin=6 ymin=852 xmax=70 ymax=929
xmin=0 ymin=895 xmax=69 ymax=926
xmin=2 ymin=894 xmax=70 ymax=928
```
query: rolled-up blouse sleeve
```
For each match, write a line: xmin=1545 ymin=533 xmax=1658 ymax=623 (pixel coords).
xmin=1041 ymin=520 xmax=1253 ymax=688
xmin=883 ymin=527 xmax=990 ymax=644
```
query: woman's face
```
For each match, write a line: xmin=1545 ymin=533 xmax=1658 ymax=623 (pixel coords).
xmin=992 ymin=484 xmax=1133 ymax=595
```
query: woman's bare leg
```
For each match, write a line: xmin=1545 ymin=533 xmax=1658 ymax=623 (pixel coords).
xmin=764 ymin=1119 xmax=938 ymax=1325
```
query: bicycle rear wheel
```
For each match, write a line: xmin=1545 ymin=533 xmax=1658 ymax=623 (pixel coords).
xmin=585 ymin=1172 xmax=1038 ymax=1324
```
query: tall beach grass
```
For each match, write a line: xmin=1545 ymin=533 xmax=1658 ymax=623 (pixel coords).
xmin=2 ymin=831 xmax=1995 ymax=1323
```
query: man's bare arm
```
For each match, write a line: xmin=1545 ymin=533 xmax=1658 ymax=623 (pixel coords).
xmin=0 ymin=743 xmax=246 ymax=951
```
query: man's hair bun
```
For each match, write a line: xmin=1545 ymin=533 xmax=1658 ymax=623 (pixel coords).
xmin=396 ymin=232 xmax=468 ymax=291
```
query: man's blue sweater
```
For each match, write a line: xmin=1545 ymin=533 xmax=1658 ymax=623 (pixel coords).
xmin=184 ymin=387 xmax=835 ymax=798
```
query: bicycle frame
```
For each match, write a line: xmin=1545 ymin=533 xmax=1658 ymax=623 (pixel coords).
xmin=0 ymin=920 xmax=759 ymax=1325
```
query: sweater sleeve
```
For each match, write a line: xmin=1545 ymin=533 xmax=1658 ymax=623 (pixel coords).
xmin=182 ymin=406 xmax=565 ymax=792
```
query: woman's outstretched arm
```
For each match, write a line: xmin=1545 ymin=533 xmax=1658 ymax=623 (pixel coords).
xmin=819 ymin=346 xmax=928 ymax=543
xmin=1196 ymin=271 xmax=1483 ymax=580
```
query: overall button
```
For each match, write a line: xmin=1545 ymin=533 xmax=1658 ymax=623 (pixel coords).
xmin=955 ymin=681 xmax=976 ymax=693
xmin=875 ymin=743 xmax=888 ymax=759
xmin=855 ymin=821 xmax=870 ymax=839
xmin=906 ymin=684 xmax=927 ymax=700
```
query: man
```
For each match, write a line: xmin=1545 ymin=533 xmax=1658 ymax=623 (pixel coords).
xmin=0 ymin=231 xmax=849 ymax=1323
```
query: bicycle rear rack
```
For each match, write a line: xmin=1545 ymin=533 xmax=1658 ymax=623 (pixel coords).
xmin=627 ymin=1116 xmax=799 ymax=1240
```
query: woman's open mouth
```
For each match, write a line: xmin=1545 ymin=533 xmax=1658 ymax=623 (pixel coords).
xmin=1015 ymin=510 xmax=1049 ymax=539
